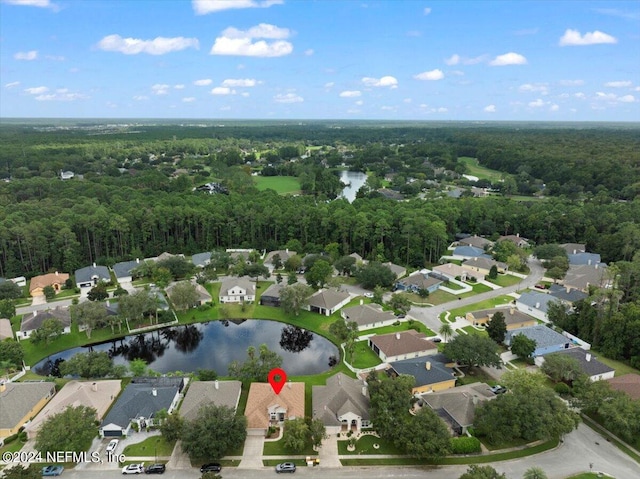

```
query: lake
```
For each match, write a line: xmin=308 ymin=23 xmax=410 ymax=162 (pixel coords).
xmin=338 ymin=170 xmax=368 ymax=202
xmin=33 ymin=320 xmax=340 ymax=377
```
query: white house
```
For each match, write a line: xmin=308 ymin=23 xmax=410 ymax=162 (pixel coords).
xmin=219 ymin=276 xmax=256 ymax=303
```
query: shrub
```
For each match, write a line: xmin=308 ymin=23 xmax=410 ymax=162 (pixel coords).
xmin=450 ymin=436 xmax=482 ymax=454
xmin=554 ymin=382 xmax=570 ymax=395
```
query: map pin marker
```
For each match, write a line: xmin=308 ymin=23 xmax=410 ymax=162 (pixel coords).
xmin=268 ymin=368 xmax=287 ymax=395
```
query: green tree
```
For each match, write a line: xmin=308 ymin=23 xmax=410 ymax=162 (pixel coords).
xmin=368 ymin=372 xmax=415 ymax=445
xmin=271 ymin=253 xmax=283 ymax=270
xmin=355 ymin=262 xmax=396 ymax=289
xmin=523 ymin=467 xmax=548 ymax=479
xmin=197 ymin=369 xmax=218 ymax=381
xmin=159 ymin=412 xmax=184 ymax=443
xmin=279 ymin=283 xmax=313 ymax=316
xmin=282 ymin=418 xmax=309 ymax=452
xmin=308 ymin=417 xmax=327 ymax=449
xmin=283 ymin=255 xmax=303 ymax=273
xmin=59 ymin=351 xmax=114 ymax=378
xmin=155 ymin=256 xmax=195 ymax=279
xmin=400 ymin=407 xmax=451 ymax=459
xmin=181 ymin=404 xmax=247 ymax=461
xmin=200 ymin=473 xmax=222 ymax=479
xmin=0 ymin=281 xmax=22 ymax=300
xmin=71 ymin=300 xmax=108 ymax=338
xmin=459 ymin=465 xmax=507 ymax=479
xmin=334 ymin=255 xmax=356 ymax=276
xmin=35 ymin=405 xmax=98 ymax=453
xmin=304 ymin=259 xmax=333 ymax=289
xmin=443 ymin=334 xmax=501 ymax=368
xmin=0 ymin=340 xmax=24 ymax=369
xmin=152 ymin=267 xmax=173 ymax=288
xmin=168 ymin=281 xmax=199 ymax=311
xmin=129 ymin=358 xmax=149 ymax=377
xmin=43 ymin=285 xmax=56 ymax=301
xmin=372 ymin=285 xmax=384 ymax=305
xmin=486 ymin=311 xmax=507 ymax=344
xmin=541 ymin=353 xmax=584 ymax=383
xmin=286 ymin=271 xmax=298 ymax=285
xmin=87 ymin=283 xmax=108 ymax=301
xmin=439 ymin=323 xmax=453 ymax=342
xmin=328 ymin=318 xmax=359 ymax=342
xmin=510 ymin=333 xmax=537 ymax=360
xmin=0 ymin=299 xmax=16 ymax=318
xmin=1 ymin=464 xmax=41 ymax=479
xmin=388 ymin=292 xmax=411 ymax=315
xmin=488 ymin=265 xmax=498 ymax=280
xmin=228 ymin=344 xmax=283 ymax=382
xmin=30 ymin=318 xmax=64 ymax=344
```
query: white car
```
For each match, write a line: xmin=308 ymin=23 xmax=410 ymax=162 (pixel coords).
xmin=363 ymin=292 xmax=374 ymax=298
xmin=121 ymin=463 xmax=144 ymax=474
xmin=106 ymin=439 xmax=119 ymax=453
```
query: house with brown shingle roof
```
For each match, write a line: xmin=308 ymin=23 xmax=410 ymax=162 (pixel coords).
xmin=179 ymin=380 xmax=242 ymax=421
xmin=28 ymin=271 xmax=70 ymax=298
xmin=433 ymin=263 xmax=484 ymax=282
xmin=466 ymin=307 xmax=536 ymax=331
xmin=498 ymin=234 xmax=530 ymax=248
xmin=462 ymin=256 xmax=508 ymax=275
xmin=18 ymin=307 xmax=71 ymax=340
xmin=312 ymin=373 xmax=371 ymax=434
xmin=0 ymin=381 xmax=56 ymax=441
xmin=458 ymin=235 xmax=493 ymax=250
xmin=341 ymin=302 xmax=396 ymax=331
xmin=244 ymin=382 xmax=305 ymax=433
xmin=24 ymin=380 xmax=121 ymax=439
xmin=305 ymin=289 xmax=351 ymax=316
xmin=562 ymin=264 xmax=610 ymax=293
xmin=606 ymin=374 xmax=640 ymax=400
xmin=368 ymin=330 xmax=438 ymax=362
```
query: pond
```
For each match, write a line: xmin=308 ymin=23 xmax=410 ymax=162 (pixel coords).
xmin=338 ymin=170 xmax=368 ymax=203
xmin=33 ymin=320 xmax=340 ymax=377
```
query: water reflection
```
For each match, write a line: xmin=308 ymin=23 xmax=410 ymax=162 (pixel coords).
xmin=339 ymin=170 xmax=368 ymax=202
xmin=34 ymin=320 xmax=338 ymax=377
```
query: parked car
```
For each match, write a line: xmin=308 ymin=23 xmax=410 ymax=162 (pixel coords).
xmin=144 ymin=464 xmax=166 ymax=474
xmin=363 ymin=292 xmax=374 ymax=298
xmin=106 ymin=439 xmax=119 ymax=452
xmin=122 ymin=464 xmax=145 ymax=475
xmin=490 ymin=385 xmax=507 ymax=395
xmin=275 ymin=462 xmax=297 ymax=473
xmin=432 ymin=337 xmax=442 ymax=343
xmin=41 ymin=465 xmax=64 ymax=476
xmin=199 ymin=463 xmax=221 ymax=473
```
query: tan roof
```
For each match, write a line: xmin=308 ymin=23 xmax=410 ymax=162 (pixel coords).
xmin=308 ymin=289 xmax=350 ymax=310
xmin=0 ymin=382 xmax=56 ymax=430
xmin=459 ymin=236 xmax=493 ymax=249
xmin=468 ymin=307 xmax=536 ymax=327
xmin=606 ymin=374 xmax=640 ymax=400
xmin=463 ymin=257 xmax=508 ymax=271
xmin=369 ymin=330 xmax=437 ymax=358
xmin=24 ymin=380 xmax=121 ymax=438
xmin=342 ymin=303 xmax=396 ymax=327
xmin=220 ymin=276 xmax=256 ymax=296
xmin=0 ymin=318 xmax=12 ymax=340
xmin=180 ymin=381 xmax=242 ymax=421
xmin=245 ymin=382 xmax=305 ymax=429
xmin=29 ymin=272 xmax=69 ymax=292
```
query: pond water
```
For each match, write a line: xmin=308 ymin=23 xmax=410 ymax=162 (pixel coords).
xmin=33 ymin=320 xmax=339 ymax=377
xmin=338 ymin=170 xmax=368 ymax=202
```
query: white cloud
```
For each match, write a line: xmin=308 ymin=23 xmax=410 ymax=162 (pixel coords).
xmin=133 ymin=95 xmax=149 ymax=101
xmin=593 ymin=8 xmax=640 ymax=21
xmin=381 ymin=106 xmax=395 ymax=111
xmin=423 ymin=7 xmax=431 ymax=15
xmin=210 ymin=23 xmax=293 ymax=57
xmin=355 ymin=100 xmax=364 ymax=106
xmin=24 ymin=86 xmax=48 ymax=94
xmin=528 ymin=99 xmax=545 ymax=107
xmin=444 ymin=54 xmax=459 ymax=65
xmin=559 ymin=29 xmax=617 ymax=46
xmin=304 ymin=49 xmax=314 ymax=56
xmin=3 ymin=0 xmax=55 ymax=8
xmin=604 ymin=80 xmax=632 ymax=88
xmin=194 ymin=79 xmax=213 ymax=86
xmin=362 ymin=76 xmax=398 ymax=88
xmin=34 ymin=88 xmax=88 ymax=101
xmin=437 ymin=107 xmax=448 ymax=113
xmin=635 ymin=87 xmax=640 ymax=92
xmin=182 ymin=97 xmax=196 ymax=102
xmin=174 ymin=84 xmax=185 ymax=90
xmin=98 ymin=35 xmax=199 ymax=55
xmin=221 ymin=78 xmax=259 ymax=87
xmin=489 ymin=52 xmax=527 ymax=66
xmin=414 ymin=69 xmax=444 ymax=80
xmin=14 ymin=50 xmax=38 ymax=60
xmin=241 ymin=92 xmax=250 ymax=97
xmin=550 ymin=104 xmax=559 ymax=111
xmin=594 ymin=92 xmax=635 ymax=103
xmin=5 ymin=81 xmax=20 ymax=88
xmin=484 ymin=104 xmax=496 ymax=112
xmin=324 ymin=82 xmax=335 ymax=88
xmin=274 ymin=93 xmax=303 ymax=103
xmin=559 ymin=79 xmax=584 ymax=86
xmin=152 ymin=84 xmax=170 ymax=95
xmin=519 ymin=83 xmax=548 ymax=95
xmin=619 ymin=95 xmax=636 ymax=103
xmin=211 ymin=87 xmax=236 ymax=95
xmin=339 ymin=90 xmax=362 ymax=98
xmin=574 ymin=92 xmax=586 ymax=99
xmin=403 ymin=98 xmax=412 ymax=104
xmin=192 ymin=0 xmax=283 ymax=15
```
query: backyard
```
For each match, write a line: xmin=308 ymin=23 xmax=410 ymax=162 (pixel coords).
xmin=254 ymin=176 xmax=301 ymax=195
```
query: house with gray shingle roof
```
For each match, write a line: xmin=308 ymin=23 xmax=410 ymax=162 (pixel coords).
xmin=264 ymin=250 xmax=296 ymax=269
xmin=305 ymin=289 xmax=351 ymax=316
xmin=112 ymin=258 xmax=142 ymax=284
xmin=451 ymin=245 xmax=492 ymax=260
xmin=388 ymin=357 xmax=456 ymax=394
xmin=18 ymin=307 xmax=71 ymax=340
xmin=395 ymin=271 xmax=442 ymax=294
xmin=219 ymin=276 xmax=256 ymax=303
xmin=166 ymin=280 xmax=211 ymax=307
xmin=99 ymin=377 xmax=185 ymax=437
xmin=191 ymin=252 xmax=211 ymax=268
xmin=560 ymin=243 xmax=586 ymax=255
xmin=562 ymin=263 xmax=610 ymax=292
xmin=548 ymin=284 xmax=588 ymax=304
xmin=568 ymin=252 xmax=601 ymax=266
xmin=463 ymin=256 xmax=508 ymax=275
xmin=75 ymin=263 xmax=111 ymax=289
xmin=498 ymin=234 xmax=530 ymax=248
xmin=458 ymin=235 xmax=493 ymax=250
xmin=312 ymin=373 xmax=371 ymax=434
xmin=260 ymin=283 xmax=285 ymax=307
xmin=179 ymin=380 xmax=242 ymax=422
xmin=516 ymin=291 xmax=559 ymax=322
xmin=382 ymin=262 xmax=406 ymax=279
xmin=341 ymin=302 xmax=396 ymax=331
xmin=369 ymin=330 xmax=438 ymax=362
xmin=0 ymin=381 xmax=56 ymax=441
xmin=505 ymin=325 xmax=571 ymax=357
xmin=535 ymin=348 xmax=615 ymax=382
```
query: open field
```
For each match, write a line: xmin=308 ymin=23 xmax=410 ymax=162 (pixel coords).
xmin=459 ymin=156 xmax=505 ymax=182
xmin=254 ymin=176 xmax=301 ymax=194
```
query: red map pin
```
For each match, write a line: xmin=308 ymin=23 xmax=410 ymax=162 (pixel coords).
xmin=268 ymin=368 xmax=287 ymax=395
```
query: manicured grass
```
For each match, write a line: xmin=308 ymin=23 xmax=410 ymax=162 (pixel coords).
xmin=337 ymin=435 xmax=403 ymax=455
xmin=482 ymin=436 xmax=530 ymax=451
xmin=122 ymin=436 xmax=176 ymax=457
xmin=565 ymin=474 xmax=615 ymax=479
xmin=263 ymin=437 xmax=315 ymax=456
xmin=263 ymin=459 xmax=308 ymax=466
xmin=455 ymin=367 xmax=496 ymax=386
xmin=0 ymin=439 xmax=26 ymax=456
xmin=461 ymin=325 xmax=488 ymax=337
xmin=459 ymin=157 xmax=505 ymax=182
xmin=359 ymin=322 xmax=435 ymax=338
xmin=219 ymin=459 xmax=240 ymax=467
xmin=486 ymin=274 xmax=523 ymax=287
xmin=442 ymin=295 xmax=515 ymax=322
xmin=588 ymin=350 xmax=640 ymax=376
xmin=350 ymin=341 xmax=382 ymax=369
xmin=254 ymin=176 xmax=301 ymax=195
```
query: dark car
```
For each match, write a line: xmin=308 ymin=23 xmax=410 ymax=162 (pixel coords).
xmin=145 ymin=464 xmax=166 ymax=474
xmin=200 ymin=463 xmax=221 ymax=473
xmin=432 ymin=337 xmax=442 ymax=343
xmin=275 ymin=462 xmax=297 ymax=473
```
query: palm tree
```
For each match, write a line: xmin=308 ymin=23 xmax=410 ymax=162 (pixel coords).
xmin=523 ymin=467 xmax=548 ymax=479
xmin=439 ymin=323 xmax=453 ymax=342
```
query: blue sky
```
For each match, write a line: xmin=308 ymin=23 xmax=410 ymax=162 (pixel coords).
xmin=1 ymin=0 xmax=639 ymax=121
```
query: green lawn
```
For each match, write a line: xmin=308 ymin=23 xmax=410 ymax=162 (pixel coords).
xmin=337 ymin=435 xmax=403 ymax=455
xmin=122 ymin=436 xmax=176 ymax=457
xmin=455 ymin=367 xmax=496 ymax=386
xmin=441 ymin=295 xmax=515 ymax=322
xmin=350 ymin=341 xmax=382 ymax=369
xmin=486 ymin=274 xmax=523 ymax=287
xmin=263 ymin=459 xmax=308 ymax=467
xmin=254 ymin=176 xmax=301 ymax=195
xmin=565 ymin=474 xmax=615 ymax=479
xmin=459 ymin=157 xmax=505 ymax=182
xmin=461 ymin=325 xmax=488 ymax=337
xmin=359 ymin=322 xmax=435 ymax=338
xmin=263 ymin=437 xmax=315 ymax=456
xmin=588 ymin=350 xmax=640 ymax=376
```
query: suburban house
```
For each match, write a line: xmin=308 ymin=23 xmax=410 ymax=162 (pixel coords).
xmin=349 ymin=253 xmax=366 ymax=265
xmin=341 ymin=302 xmax=397 ymax=331
xmin=306 ymin=289 xmax=351 ymax=316
xmin=75 ymin=263 xmax=111 ymax=289
xmin=462 ymin=257 xmax=508 ymax=275
xmin=535 ymin=349 xmax=615 ymax=382
xmin=505 ymin=326 xmax=571 ymax=357
xmin=515 ymin=291 xmax=559 ymax=322
xmin=24 ymin=380 xmax=122 ymax=439
xmin=18 ymin=307 xmax=72 ymax=340
xmin=498 ymin=234 xmax=531 ymax=248
xmin=264 ymin=249 xmax=297 ymax=269
xmin=312 ymin=373 xmax=371 ymax=434
xmin=244 ymin=382 xmax=305 ymax=434
xmin=560 ymin=243 xmax=586 ymax=255
xmin=388 ymin=357 xmax=456 ymax=394
xmin=0 ymin=381 xmax=56 ymax=442
xmin=568 ymin=252 xmax=601 ymax=266
xmin=112 ymin=258 xmax=142 ymax=284
xmin=606 ymin=374 xmax=640 ymax=400
xmin=466 ymin=307 xmax=537 ymax=330
xmin=458 ymin=235 xmax=493 ymax=250
xmin=382 ymin=262 xmax=406 ymax=279
xmin=191 ymin=252 xmax=211 ymax=268
xmin=166 ymin=280 xmax=212 ymax=307
xmin=368 ymin=330 xmax=438 ymax=362
xmin=562 ymin=264 xmax=610 ymax=292
xmin=179 ymin=380 xmax=242 ymax=421
xmin=219 ymin=276 xmax=256 ymax=303
xmin=99 ymin=377 xmax=185 ymax=437
xmin=433 ymin=263 xmax=483 ymax=282
xmin=395 ymin=271 xmax=442 ymax=294
xmin=151 ymin=252 xmax=185 ymax=263
xmin=29 ymin=272 xmax=70 ymax=298
xmin=420 ymin=382 xmax=496 ymax=435
xmin=449 ymin=245 xmax=492 ymax=261
xmin=0 ymin=319 xmax=12 ymax=341
xmin=548 ymin=284 xmax=588 ymax=304
xmin=259 ymin=283 xmax=284 ymax=307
